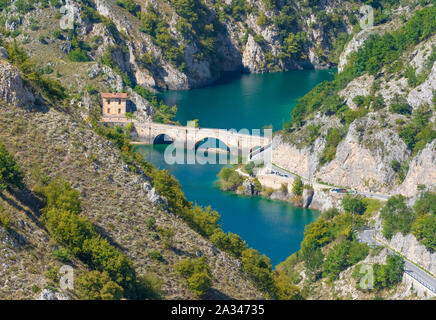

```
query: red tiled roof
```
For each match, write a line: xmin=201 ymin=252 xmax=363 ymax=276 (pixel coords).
xmin=101 ymin=93 xmax=128 ymax=99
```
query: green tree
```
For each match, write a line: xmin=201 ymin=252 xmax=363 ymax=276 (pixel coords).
xmin=412 ymin=215 xmax=436 ymax=250
xmin=342 ymin=195 xmax=367 ymax=215
xmin=76 ymin=270 xmax=123 ymax=300
xmin=256 ymin=13 xmax=268 ymax=27
xmin=283 ymin=33 xmax=301 ymax=59
xmin=116 ymin=0 xmax=138 ymax=15
xmin=187 ymin=272 xmax=212 ymax=298
xmin=320 ymin=208 xmax=340 ymax=220
xmin=319 ymin=128 xmax=343 ymax=164
xmin=218 ymin=167 xmax=243 ymax=191
xmin=39 ymin=179 xmax=82 ymax=214
xmin=292 ymin=177 xmax=303 ymax=196
xmin=301 ymin=219 xmax=331 ymax=250
xmin=176 ymin=257 xmax=212 ymax=297
xmin=140 ymin=6 xmax=159 ymax=35
xmin=241 ymin=248 xmax=275 ymax=293
xmin=301 ymin=244 xmax=324 ymax=278
xmin=245 ymin=162 xmax=255 ymax=176
xmin=381 ymin=195 xmax=415 ymax=239
xmin=211 ymin=230 xmax=246 ymax=258
xmin=67 ymin=48 xmax=90 ymax=62
xmin=322 ymin=241 xmax=350 ymax=280
xmin=41 ymin=208 xmax=96 ymax=254
xmin=15 ymin=0 xmax=33 ymax=13
xmin=391 ymin=160 xmax=401 ymax=173
xmin=389 ymin=94 xmax=412 ymax=115
xmin=0 ymin=0 xmax=10 ymax=11
xmin=272 ymin=272 xmax=304 ymax=300
xmin=322 ymin=240 xmax=369 ymax=280
xmin=0 ymin=208 xmax=11 ymax=231
xmin=414 ymin=191 xmax=436 ymax=216
xmin=373 ymin=255 xmax=404 ymax=289
xmin=0 ymin=143 xmax=24 ymax=190
xmin=159 ymin=227 xmax=175 ymax=249
xmin=82 ymin=236 xmax=136 ymax=290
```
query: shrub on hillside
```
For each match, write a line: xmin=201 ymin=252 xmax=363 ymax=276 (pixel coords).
xmin=0 ymin=143 xmax=24 ymax=191
xmin=39 ymin=180 xmax=82 ymax=214
xmin=76 ymin=270 xmax=123 ymax=300
xmin=42 ymin=208 xmax=96 ymax=254
xmin=176 ymin=257 xmax=212 ymax=297
xmin=217 ymin=167 xmax=243 ymax=191
xmin=380 ymin=195 xmax=415 ymax=239
xmin=322 ymin=240 xmax=369 ymax=280
xmin=342 ymin=195 xmax=367 ymax=216
xmin=292 ymin=177 xmax=303 ymax=196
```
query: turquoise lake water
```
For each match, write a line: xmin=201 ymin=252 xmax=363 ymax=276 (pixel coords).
xmin=160 ymin=69 xmax=332 ymax=131
xmin=137 ymin=69 xmax=331 ymax=266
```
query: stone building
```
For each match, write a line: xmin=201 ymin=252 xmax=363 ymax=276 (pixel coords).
xmin=101 ymin=92 xmax=128 ymax=118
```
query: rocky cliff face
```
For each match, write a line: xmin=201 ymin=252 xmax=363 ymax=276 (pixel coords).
xmin=408 ymin=59 xmax=436 ymax=109
xmin=274 ymin=113 xmax=411 ymax=194
xmin=375 ymin=212 xmax=436 ymax=276
xmin=242 ymin=35 xmax=265 ymax=73
xmin=2 ymin=0 xmax=362 ymax=92
xmin=398 ymin=140 xmax=436 ymax=197
xmin=338 ymin=6 xmax=413 ymax=72
xmin=273 ymin=12 xmax=436 ymax=198
xmin=0 ymin=54 xmax=35 ymax=108
xmin=317 ymin=116 xmax=410 ymax=193
xmin=338 ymin=21 xmax=392 ymax=72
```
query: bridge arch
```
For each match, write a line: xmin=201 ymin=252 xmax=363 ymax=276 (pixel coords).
xmin=194 ymin=137 xmax=231 ymax=153
xmin=153 ymin=133 xmax=175 ymax=145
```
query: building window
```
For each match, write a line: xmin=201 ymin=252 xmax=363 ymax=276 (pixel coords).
xmin=107 ymin=108 xmax=110 ymax=114
xmin=107 ymin=99 xmax=111 ymax=104
xmin=118 ymin=108 xmax=121 ymax=114
xmin=117 ymin=99 xmax=121 ymax=104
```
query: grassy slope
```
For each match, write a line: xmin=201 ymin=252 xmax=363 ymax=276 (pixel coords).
xmin=0 ymin=101 xmax=263 ymax=300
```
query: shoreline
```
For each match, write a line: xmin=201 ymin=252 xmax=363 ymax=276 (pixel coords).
xmin=218 ymin=165 xmax=348 ymax=212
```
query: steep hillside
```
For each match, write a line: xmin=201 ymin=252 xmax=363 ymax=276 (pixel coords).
xmin=0 ymin=52 xmax=268 ymax=299
xmin=273 ymin=3 xmax=436 ymax=300
xmin=1 ymin=0 xmax=412 ymax=93
xmin=274 ymin=3 xmax=436 ymax=198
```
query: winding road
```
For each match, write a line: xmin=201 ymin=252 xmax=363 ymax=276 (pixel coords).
xmin=357 ymin=229 xmax=436 ymax=295
xmin=251 ymin=145 xmax=435 ymax=295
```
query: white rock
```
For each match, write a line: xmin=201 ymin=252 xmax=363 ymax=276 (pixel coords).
xmin=0 ymin=62 xmax=35 ymax=108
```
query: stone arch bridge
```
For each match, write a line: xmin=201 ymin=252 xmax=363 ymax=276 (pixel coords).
xmin=131 ymin=122 xmax=271 ymax=154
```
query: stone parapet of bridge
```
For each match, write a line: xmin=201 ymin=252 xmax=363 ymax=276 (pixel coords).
xmin=134 ymin=122 xmax=271 ymax=154
xmin=100 ymin=118 xmax=271 ymax=155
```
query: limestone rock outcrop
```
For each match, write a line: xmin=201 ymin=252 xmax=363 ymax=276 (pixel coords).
xmin=0 ymin=60 xmax=35 ymax=108
xmin=339 ymin=74 xmax=374 ymax=109
xmin=242 ymin=35 xmax=266 ymax=73
xmin=376 ymin=230 xmax=436 ymax=277
xmin=242 ymin=179 xmax=258 ymax=196
xmin=316 ymin=116 xmax=410 ymax=193
xmin=398 ymin=140 xmax=436 ymax=197
xmin=302 ymin=188 xmax=314 ymax=208
xmin=407 ymin=63 xmax=436 ymax=109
